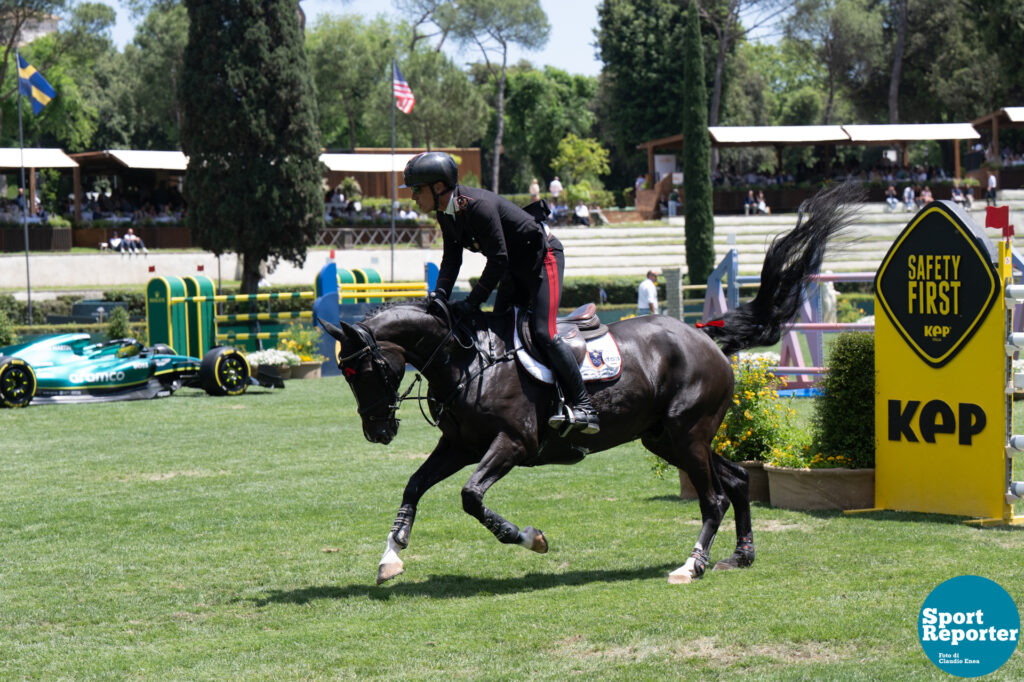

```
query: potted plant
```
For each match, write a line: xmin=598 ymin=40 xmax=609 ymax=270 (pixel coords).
xmin=765 ymin=332 xmax=875 ymax=510
xmin=680 ymin=353 xmax=798 ymax=503
xmin=246 ymin=348 xmax=301 ymax=380
xmin=276 ymin=322 xmax=326 ymax=379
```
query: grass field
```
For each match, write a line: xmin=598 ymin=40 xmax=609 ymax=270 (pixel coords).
xmin=2 ymin=377 xmax=1023 ymax=680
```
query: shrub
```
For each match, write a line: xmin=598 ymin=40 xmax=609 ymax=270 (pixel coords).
xmin=0 ymin=308 xmax=16 ymax=346
xmin=810 ymin=332 xmax=875 ymax=468
xmin=106 ymin=306 xmax=131 ymax=340
xmin=713 ymin=353 xmax=800 ymax=463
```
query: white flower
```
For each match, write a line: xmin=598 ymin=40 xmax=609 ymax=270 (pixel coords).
xmin=246 ymin=349 xmax=301 ymax=367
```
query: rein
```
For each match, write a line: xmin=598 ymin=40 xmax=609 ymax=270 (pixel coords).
xmin=348 ymin=310 xmax=515 ymax=429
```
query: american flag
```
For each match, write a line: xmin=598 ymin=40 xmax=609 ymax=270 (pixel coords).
xmin=393 ymin=61 xmax=415 ymax=114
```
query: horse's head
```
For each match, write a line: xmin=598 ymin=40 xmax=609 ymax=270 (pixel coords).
xmin=320 ymin=318 xmax=406 ymax=445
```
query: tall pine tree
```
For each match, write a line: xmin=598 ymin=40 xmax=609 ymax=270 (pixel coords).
xmin=180 ymin=0 xmax=323 ymax=293
xmin=682 ymin=0 xmax=715 ymax=286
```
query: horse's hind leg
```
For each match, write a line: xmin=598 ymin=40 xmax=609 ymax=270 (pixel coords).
xmin=378 ymin=437 xmax=471 ymax=585
xmin=645 ymin=423 xmax=729 ymax=584
xmin=461 ymin=433 xmax=548 ymax=553
xmin=711 ymin=457 xmax=755 ymax=571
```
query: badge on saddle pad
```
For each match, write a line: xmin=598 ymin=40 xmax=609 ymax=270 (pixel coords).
xmin=875 ymin=201 xmax=999 ymax=368
xmin=513 ymin=325 xmax=622 ymax=384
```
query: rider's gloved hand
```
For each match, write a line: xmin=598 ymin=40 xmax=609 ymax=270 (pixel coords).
xmin=451 ymin=299 xmax=479 ymax=319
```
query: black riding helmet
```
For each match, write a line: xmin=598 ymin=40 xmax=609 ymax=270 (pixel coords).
xmin=401 ymin=152 xmax=458 ymax=212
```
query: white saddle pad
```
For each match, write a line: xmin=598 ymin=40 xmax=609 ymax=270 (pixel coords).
xmin=513 ymin=312 xmax=622 ymax=384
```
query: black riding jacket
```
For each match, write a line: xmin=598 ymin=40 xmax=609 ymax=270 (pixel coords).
xmin=434 ymin=185 xmax=549 ymax=307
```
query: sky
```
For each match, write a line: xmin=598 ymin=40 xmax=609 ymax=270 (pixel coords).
xmin=109 ymin=0 xmax=605 ymax=78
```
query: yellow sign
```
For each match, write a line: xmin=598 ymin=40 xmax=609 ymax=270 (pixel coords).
xmin=873 ymin=202 xmax=1013 ymax=522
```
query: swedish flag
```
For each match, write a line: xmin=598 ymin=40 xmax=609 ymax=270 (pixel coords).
xmin=17 ymin=53 xmax=55 ymax=115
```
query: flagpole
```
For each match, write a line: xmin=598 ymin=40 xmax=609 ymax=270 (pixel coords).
xmin=389 ymin=59 xmax=396 ymax=283
xmin=16 ymin=52 xmax=33 ymax=326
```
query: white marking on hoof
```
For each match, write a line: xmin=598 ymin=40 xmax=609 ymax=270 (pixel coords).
xmin=668 ymin=557 xmax=700 ymax=585
xmin=377 ymin=561 xmax=404 ymax=585
xmin=518 ymin=526 xmax=548 ymax=553
xmin=376 ymin=532 xmax=405 ymax=585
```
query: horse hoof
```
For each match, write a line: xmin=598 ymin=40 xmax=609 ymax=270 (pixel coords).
xmin=376 ymin=560 xmax=404 ymax=585
xmin=713 ymin=551 xmax=755 ymax=571
xmin=521 ymin=526 xmax=548 ymax=554
xmin=667 ymin=571 xmax=695 ymax=584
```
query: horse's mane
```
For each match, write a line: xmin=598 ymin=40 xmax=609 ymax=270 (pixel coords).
xmin=360 ymin=297 xmax=431 ymax=323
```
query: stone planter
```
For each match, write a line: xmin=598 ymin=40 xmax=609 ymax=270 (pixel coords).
xmin=290 ymin=361 xmax=322 ymax=380
xmin=765 ymin=464 xmax=875 ymax=511
xmin=253 ymin=364 xmax=291 ymax=380
xmin=679 ymin=461 xmax=770 ymax=503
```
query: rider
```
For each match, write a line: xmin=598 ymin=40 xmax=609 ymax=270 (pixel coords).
xmin=402 ymin=151 xmax=600 ymax=434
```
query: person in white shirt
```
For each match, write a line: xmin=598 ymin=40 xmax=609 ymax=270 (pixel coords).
xmin=573 ymin=200 xmax=590 ymax=226
xmin=637 ymin=270 xmax=659 ymax=315
xmin=548 ymin=176 xmax=562 ymax=202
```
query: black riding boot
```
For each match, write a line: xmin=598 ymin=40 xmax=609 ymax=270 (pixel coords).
xmin=545 ymin=337 xmax=600 ymax=435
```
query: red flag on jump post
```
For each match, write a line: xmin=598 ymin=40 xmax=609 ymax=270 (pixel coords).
xmin=986 ymin=205 xmax=1013 ymax=238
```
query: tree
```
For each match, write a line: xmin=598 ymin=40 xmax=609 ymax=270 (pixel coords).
xmin=0 ymin=1 xmax=69 ymax=134
xmin=682 ymin=0 xmax=715 ymax=286
xmin=501 ymin=65 xmax=598 ymax=192
xmin=448 ymin=0 xmax=549 ymax=192
xmin=785 ymin=0 xmax=883 ymax=124
xmin=401 ymin=47 xmax=489 ymax=148
xmin=122 ymin=3 xmax=189 ymax=149
xmin=180 ymin=0 xmax=324 ymax=294
xmin=595 ymin=0 xmax=693 ymax=192
xmin=697 ymin=0 xmax=793 ymax=167
xmin=549 ymin=133 xmax=609 ymax=189
xmin=305 ymin=14 xmax=396 ymax=150
xmin=886 ymin=0 xmax=906 ymax=123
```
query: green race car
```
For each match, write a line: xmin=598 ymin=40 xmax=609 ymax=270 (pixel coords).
xmin=0 ymin=333 xmax=269 ymax=407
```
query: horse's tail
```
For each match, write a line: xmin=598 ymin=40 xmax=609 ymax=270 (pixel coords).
xmin=701 ymin=182 xmax=864 ymax=355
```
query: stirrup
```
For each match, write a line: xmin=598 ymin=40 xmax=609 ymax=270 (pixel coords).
xmin=547 ymin=404 xmax=600 ymax=436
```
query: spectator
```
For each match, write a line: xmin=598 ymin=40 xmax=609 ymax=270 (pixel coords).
xmin=667 ymin=188 xmax=679 ymax=217
xmin=884 ymin=185 xmax=899 ymax=212
xmin=921 ymin=186 xmax=934 ymax=205
xmin=637 ymin=270 xmax=659 ymax=315
xmin=528 ymin=177 xmax=540 ymax=202
xmin=121 ymin=228 xmax=148 ymax=254
xmin=756 ymin=190 xmax=770 ymax=214
xmin=572 ymin=200 xmax=591 ymax=227
xmin=950 ymin=183 xmax=965 ymax=208
xmin=965 ymin=185 xmax=975 ymax=209
xmin=635 ymin=174 xmax=646 ymax=194
xmin=986 ymin=170 xmax=998 ymax=206
xmin=743 ymin=190 xmax=756 ymax=216
xmin=548 ymin=176 xmax=562 ymax=202
xmin=902 ymin=185 xmax=915 ymax=211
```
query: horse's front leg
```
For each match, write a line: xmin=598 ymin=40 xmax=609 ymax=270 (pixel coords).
xmin=378 ymin=437 xmax=471 ymax=585
xmin=461 ymin=432 xmax=548 ymax=554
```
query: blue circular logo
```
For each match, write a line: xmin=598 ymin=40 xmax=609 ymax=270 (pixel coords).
xmin=919 ymin=575 xmax=1020 ymax=677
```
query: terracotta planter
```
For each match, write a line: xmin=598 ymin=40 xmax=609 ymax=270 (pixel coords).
xmin=765 ymin=464 xmax=875 ymax=511
xmin=290 ymin=361 xmax=322 ymax=380
xmin=678 ymin=460 xmax=770 ymax=503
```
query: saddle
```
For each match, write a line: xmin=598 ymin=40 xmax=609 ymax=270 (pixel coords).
xmin=514 ymin=303 xmax=622 ymax=384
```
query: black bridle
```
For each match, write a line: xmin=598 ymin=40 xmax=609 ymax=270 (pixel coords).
xmin=339 ymin=304 xmax=513 ymax=429
xmin=338 ymin=324 xmax=409 ymax=425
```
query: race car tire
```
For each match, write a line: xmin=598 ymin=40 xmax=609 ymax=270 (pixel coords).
xmin=200 ymin=346 xmax=250 ymax=396
xmin=0 ymin=356 xmax=36 ymax=408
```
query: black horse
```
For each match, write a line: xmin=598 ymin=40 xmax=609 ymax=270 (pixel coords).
xmin=321 ymin=184 xmax=859 ymax=585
